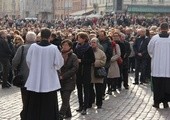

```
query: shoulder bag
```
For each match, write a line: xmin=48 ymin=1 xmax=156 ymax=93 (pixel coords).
xmin=13 ymin=46 xmax=24 ymax=87
xmin=94 ymin=67 xmax=107 ymax=78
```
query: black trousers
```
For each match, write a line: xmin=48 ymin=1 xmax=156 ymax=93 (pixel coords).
xmin=122 ymin=67 xmax=129 ymax=87
xmin=117 ymin=66 xmax=129 ymax=88
xmin=108 ymin=78 xmax=118 ymax=91
xmin=0 ymin=58 xmax=10 ymax=86
xmin=23 ymin=90 xmax=59 ymax=120
xmin=89 ymin=83 xmax=103 ymax=107
xmin=117 ymin=64 xmax=123 ymax=89
xmin=60 ymin=90 xmax=72 ymax=116
xmin=102 ymin=68 xmax=109 ymax=96
xmin=129 ymin=57 xmax=135 ymax=72
xmin=134 ymin=58 xmax=147 ymax=83
xmin=76 ymin=82 xmax=90 ymax=110
xmin=152 ymin=77 xmax=170 ymax=104
xmin=20 ymin=88 xmax=28 ymax=120
xmin=145 ymin=57 xmax=151 ymax=80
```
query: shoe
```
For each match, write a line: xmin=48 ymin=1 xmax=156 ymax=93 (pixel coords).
xmin=112 ymin=88 xmax=116 ymax=91
xmin=152 ymin=103 xmax=159 ymax=109
xmin=117 ymin=88 xmax=122 ymax=91
xmin=133 ymin=82 xmax=139 ymax=85
xmin=2 ymin=84 xmax=11 ymax=89
xmin=87 ymin=105 xmax=92 ymax=108
xmin=76 ymin=107 xmax=83 ymax=112
xmin=64 ymin=114 xmax=72 ymax=119
xmin=97 ymin=106 xmax=102 ymax=109
xmin=81 ymin=110 xmax=87 ymax=115
xmin=124 ymin=86 xmax=129 ymax=89
xmin=102 ymin=96 xmax=105 ymax=100
xmin=59 ymin=113 xmax=64 ymax=120
xmin=140 ymin=82 xmax=143 ymax=85
xmin=163 ymin=102 xmax=169 ymax=108
xmin=108 ymin=91 xmax=112 ymax=95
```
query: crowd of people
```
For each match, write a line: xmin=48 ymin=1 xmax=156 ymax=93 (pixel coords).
xmin=0 ymin=14 xmax=170 ymax=120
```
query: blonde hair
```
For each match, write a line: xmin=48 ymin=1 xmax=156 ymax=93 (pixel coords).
xmin=14 ymin=35 xmax=24 ymax=44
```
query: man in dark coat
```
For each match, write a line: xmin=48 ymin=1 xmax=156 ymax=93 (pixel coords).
xmin=133 ymin=28 xmax=150 ymax=84
xmin=50 ymin=32 xmax=62 ymax=51
xmin=0 ymin=30 xmax=12 ymax=88
xmin=119 ymin=34 xmax=131 ymax=89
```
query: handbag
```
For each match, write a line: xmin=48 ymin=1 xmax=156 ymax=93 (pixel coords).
xmin=114 ymin=45 xmax=123 ymax=65
xmin=117 ymin=57 xmax=123 ymax=65
xmin=94 ymin=67 xmax=107 ymax=78
xmin=13 ymin=46 xmax=24 ymax=87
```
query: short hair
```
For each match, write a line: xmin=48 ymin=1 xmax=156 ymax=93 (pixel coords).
xmin=51 ymin=32 xmax=57 ymax=38
xmin=100 ymin=29 xmax=106 ymax=36
xmin=0 ymin=30 xmax=6 ymax=37
xmin=160 ymin=22 xmax=169 ymax=31
xmin=41 ymin=28 xmax=51 ymax=39
xmin=26 ymin=31 xmax=36 ymax=42
xmin=61 ymin=39 xmax=73 ymax=48
xmin=77 ymin=32 xmax=89 ymax=42
xmin=14 ymin=30 xmax=20 ymax=35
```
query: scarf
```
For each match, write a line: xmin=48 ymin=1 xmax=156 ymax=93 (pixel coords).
xmin=61 ymin=49 xmax=72 ymax=64
xmin=75 ymin=43 xmax=90 ymax=58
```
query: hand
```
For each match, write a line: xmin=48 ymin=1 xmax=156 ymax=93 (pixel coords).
xmin=138 ymin=53 xmax=142 ymax=56
xmin=78 ymin=59 xmax=81 ymax=63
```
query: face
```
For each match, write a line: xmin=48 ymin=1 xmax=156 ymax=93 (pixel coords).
xmin=138 ymin=30 xmax=145 ymax=36
xmin=98 ymin=31 xmax=105 ymax=40
xmin=1 ymin=31 xmax=7 ymax=39
xmin=77 ymin=35 xmax=85 ymax=44
xmin=90 ymin=40 xmax=97 ymax=49
xmin=62 ymin=42 xmax=71 ymax=51
xmin=112 ymin=34 xmax=120 ymax=41
xmin=15 ymin=38 xmax=22 ymax=44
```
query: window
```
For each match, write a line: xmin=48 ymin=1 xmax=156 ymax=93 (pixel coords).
xmin=159 ymin=0 xmax=164 ymax=3
xmin=132 ymin=0 xmax=137 ymax=3
xmin=148 ymin=0 xmax=152 ymax=4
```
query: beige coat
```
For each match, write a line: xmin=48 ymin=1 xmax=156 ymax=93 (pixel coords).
xmin=91 ymin=48 xmax=106 ymax=83
xmin=107 ymin=44 xmax=120 ymax=78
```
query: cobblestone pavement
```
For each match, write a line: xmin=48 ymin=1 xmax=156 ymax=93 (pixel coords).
xmin=0 ymin=74 xmax=170 ymax=120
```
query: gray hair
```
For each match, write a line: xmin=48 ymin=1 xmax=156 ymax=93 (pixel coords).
xmin=90 ymin=37 xmax=104 ymax=51
xmin=26 ymin=31 xmax=36 ymax=42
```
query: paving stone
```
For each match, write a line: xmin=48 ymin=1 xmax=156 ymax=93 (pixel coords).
xmin=0 ymin=74 xmax=170 ymax=120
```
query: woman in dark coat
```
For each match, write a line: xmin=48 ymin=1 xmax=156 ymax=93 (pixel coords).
xmin=74 ymin=32 xmax=95 ymax=115
xmin=59 ymin=39 xmax=79 ymax=119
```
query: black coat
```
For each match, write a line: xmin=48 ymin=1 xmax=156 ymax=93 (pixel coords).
xmin=60 ymin=52 xmax=79 ymax=91
xmin=0 ymin=37 xmax=12 ymax=59
xmin=51 ymin=38 xmax=61 ymax=51
xmin=99 ymin=37 xmax=113 ymax=68
xmin=133 ymin=36 xmax=150 ymax=59
xmin=122 ymin=41 xmax=131 ymax=68
xmin=74 ymin=46 xmax=95 ymax=84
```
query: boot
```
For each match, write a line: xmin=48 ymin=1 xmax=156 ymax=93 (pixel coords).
xmin=163 ymin=102 xmax=169 ymax=108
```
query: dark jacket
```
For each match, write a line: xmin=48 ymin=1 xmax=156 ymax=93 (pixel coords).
xmin=60 ymin=52 xmax=79 ymax=91
xmin=0 ymin=37 xmax=12 ymax=59
xmin=74 ymin=46 xmax=95 ymax=84
xmin=122 ymin=40 xmax=131 ymax=68
xmin=133 ymin=36 xmax=150 ymax=59
xmin=51 ymin=38 xmax=61 ymax=51
xmin=99 ymin=37 xmax=113 ymax=68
